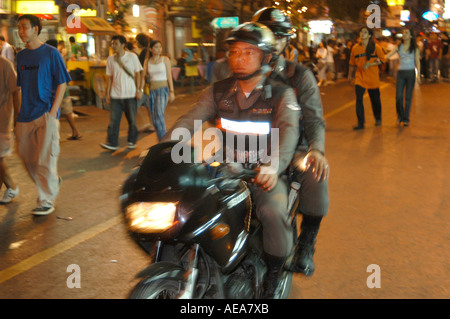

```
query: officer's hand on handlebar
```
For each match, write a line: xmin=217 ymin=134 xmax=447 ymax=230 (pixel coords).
xmin=251 ymin=165 xmax=278 ymax=192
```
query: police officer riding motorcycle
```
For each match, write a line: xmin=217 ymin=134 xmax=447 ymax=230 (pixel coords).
xmin=123 ymin=14 xmax=329 ymax=300
xmin=252 ymin=8 xmax=330 ymax=277
xmin=157 ymin=22 xmax=301 ymax=298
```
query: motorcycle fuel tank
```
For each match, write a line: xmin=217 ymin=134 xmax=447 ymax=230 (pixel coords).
xmin=178 ymin=181 xmax=252 ymax=272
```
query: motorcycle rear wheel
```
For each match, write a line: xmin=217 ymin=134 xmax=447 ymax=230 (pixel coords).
xmin=129 ymin=278 xmax=183 ymax=299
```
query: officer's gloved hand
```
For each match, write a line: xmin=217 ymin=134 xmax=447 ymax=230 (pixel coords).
xmin=296 ymin=150 xmax=329 ymax=182
xmin=252 ymin=164 xmax=278 ymax=192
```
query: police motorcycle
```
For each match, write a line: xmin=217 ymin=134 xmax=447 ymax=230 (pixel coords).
xmin=120 ymin=140 xmax=302 ymax=299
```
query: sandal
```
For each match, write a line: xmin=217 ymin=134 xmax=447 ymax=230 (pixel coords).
xmin=67 ymin=135 xmax=82 ymax=140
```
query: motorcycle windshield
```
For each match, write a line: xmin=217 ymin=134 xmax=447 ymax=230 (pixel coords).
xmin=135 ymin=141 xmax=210 ymax=194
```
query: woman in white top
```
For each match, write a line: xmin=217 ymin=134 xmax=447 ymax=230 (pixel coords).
xmin=386 ymin=28 xmax=420 ymax=126
xmin=142 ymin=40 xmax=175 ymax=140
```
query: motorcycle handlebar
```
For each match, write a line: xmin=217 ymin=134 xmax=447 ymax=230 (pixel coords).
xmin=223 ymin=163 xmax=258 ymax=180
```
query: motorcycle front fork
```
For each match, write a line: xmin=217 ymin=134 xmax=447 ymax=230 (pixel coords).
xmin=178 ymin=243 xmax=200 ymax=299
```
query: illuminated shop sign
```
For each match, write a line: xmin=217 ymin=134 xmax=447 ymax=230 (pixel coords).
xmin=16 ymin=1 xmax=59 ymax=14
xmin=422 ymin=11 xmax=439 ymax=21
xmin=387 ymin=0 xmax=405 ymax=6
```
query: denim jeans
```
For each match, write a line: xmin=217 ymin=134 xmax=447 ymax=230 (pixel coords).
xmin=107 ymin=98 xmax=138 ymax=146
xmin=396 ymin=69 xmax=416 ymax=122
xmin=149 ymin=86 xmax=169 ymax=140
xmin=355 ymin=85 xmax=382 ymax=125
xmin=441 ymin=56 xmax=449 ymax=79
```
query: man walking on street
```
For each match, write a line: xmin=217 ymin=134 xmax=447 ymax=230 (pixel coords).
xmin=101 ymin=35 xmax=143 ymax=151
xmin=0 ymin=56 xmax=20 ymax=204
xmin=16 ymin=14 xmax=71 ymax=215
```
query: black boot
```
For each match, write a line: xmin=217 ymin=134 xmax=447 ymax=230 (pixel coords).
xmin=291 ymin=215 xmax=322 ymax=276
xmin=262 ymin=253 xmax=286 ymax=299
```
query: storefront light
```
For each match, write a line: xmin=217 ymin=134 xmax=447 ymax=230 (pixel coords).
xmin=308 ymin=20 xmax=333 ymax=34
xmin=132 ymin=4 xmax=139 ymax=17
xmin=75 ymin=33 xmax=87 ymax=43
xmin=444 ymin=0 xmax=450 ymax=19
xmin=75 ymin=9 xmax=97 ymax=17
xmin=400 ymin=10 xmax=410 ymax=21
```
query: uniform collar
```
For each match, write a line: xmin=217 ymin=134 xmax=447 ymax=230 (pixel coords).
xmin=223 ymin=75 xmax=267 ymax=99
xmin=222 ymin=76 xmax=269 ymax=110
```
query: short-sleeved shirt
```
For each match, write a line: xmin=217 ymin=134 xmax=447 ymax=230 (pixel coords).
xmin=106 ymin=51 xmax=143 ymax=99
xmin=16 ymin=43 xmax=72 ymax=122
xmin=350 ymin=43 xmax=386 ymax=89
xmin=428 ymin=39 xmax=443 ymax=59
xmin=0 ymin=56 xmax=18 ymax=133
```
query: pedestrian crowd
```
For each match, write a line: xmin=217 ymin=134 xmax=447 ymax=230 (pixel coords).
xmin=279 ymin=31 xmax=449 ymax=85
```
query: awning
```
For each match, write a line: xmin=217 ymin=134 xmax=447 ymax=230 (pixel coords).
xmin=66 ymin=17 xmax=116 ymax=35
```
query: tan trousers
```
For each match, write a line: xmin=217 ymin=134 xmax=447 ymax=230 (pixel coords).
xmin=16 ymin=113 xmax=60 ymax=207
xmin=250 ymin=178 xmax=293 ymax=258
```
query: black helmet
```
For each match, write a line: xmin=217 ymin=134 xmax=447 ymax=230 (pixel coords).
xmin=252 ymin=7 xmax=293 ymax=37
xmin=225 ymin=22 xmax=275 ymax=54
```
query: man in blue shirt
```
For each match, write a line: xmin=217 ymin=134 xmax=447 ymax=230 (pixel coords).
xmin=15 ymin=14 xmax=71 ymax=216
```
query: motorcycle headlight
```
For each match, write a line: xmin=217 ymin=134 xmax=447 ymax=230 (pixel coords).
xmin=125 ymin=202 xmax=177 ymax=233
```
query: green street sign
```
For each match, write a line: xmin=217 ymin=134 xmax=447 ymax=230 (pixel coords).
xmin=211 ymin=17 xmax=239 ymax=29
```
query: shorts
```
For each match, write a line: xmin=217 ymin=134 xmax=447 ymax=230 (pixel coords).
xmin=0 ymin=132 xmax=13 ymax=157
xmin=60 ymin=97 xmax=73 ymax=115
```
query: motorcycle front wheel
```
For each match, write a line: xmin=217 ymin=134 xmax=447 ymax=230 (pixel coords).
xmin=129 ymin=278 xmax=183 ymax=299
xmin=277 ymin=271 xmax=293 ymax=299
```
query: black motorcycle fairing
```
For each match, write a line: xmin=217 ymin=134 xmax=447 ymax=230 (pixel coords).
xmin=124 ymin=142 xmax=296 ymax=299
xmin=123 ymin=142 xmax=255 ymax=269
xmin=135 ymin=261 xmax=185 ymax=281
xmin=177 ymin=180 xmax=253 ymax=272
xmin=122 ymin=141 xmax=213 ymax=241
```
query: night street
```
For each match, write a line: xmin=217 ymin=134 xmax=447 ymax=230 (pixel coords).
xmin=0 ymin=78 xmax=448 ymax=299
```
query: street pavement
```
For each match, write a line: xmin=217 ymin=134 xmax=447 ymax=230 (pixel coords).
xmin=0 ymin=78 xmax=448 ymax=299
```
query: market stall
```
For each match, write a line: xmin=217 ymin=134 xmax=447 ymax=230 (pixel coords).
xmin=66 ymin=17 xmax=116 ymax=106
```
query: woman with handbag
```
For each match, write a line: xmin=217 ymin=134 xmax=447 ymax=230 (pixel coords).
xmin=141 ymin=40 xmax=175 ymax=140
